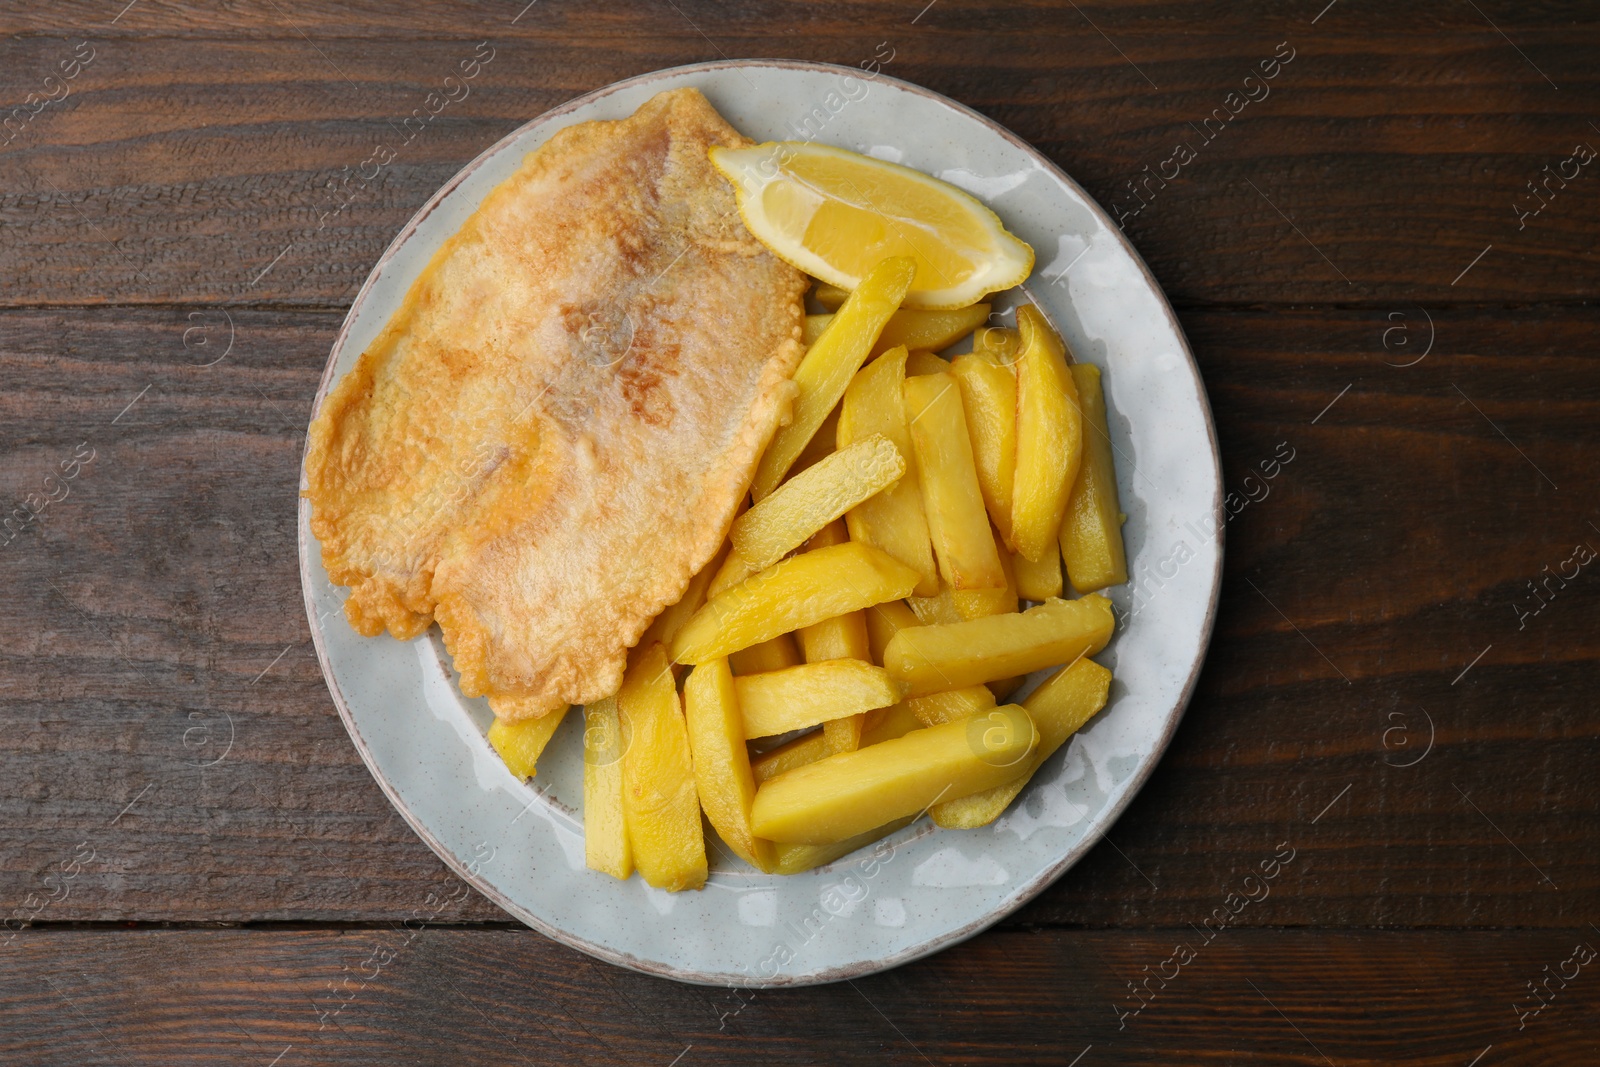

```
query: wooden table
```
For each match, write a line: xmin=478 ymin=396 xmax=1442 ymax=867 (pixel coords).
xmin=3 ymin=2 xmax=1596 ymax=1063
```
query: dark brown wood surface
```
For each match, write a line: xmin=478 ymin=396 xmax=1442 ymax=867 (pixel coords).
xmin=5 ymin=928 xmax=1600 ymax=1064
xmin=1 ymin=1 xmax=1596 ymax=1063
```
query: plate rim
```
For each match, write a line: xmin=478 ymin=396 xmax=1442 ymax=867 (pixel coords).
xmin=297 ymin=57 xmax=1224 ymax=986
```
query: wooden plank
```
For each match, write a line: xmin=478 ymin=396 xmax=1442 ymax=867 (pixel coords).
xmin=0 ymin=5 xmax=1595 ymax=307
xmin=2 ymin=927 xmax=1597 ymax=1063
xmin=1 ymin=305 xmax=1595 ymax=928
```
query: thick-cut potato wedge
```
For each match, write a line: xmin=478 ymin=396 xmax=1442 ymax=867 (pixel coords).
xmin=910 ymin=543 xmax=1016 ymax=623
xmin=751 ymin=705 xmax=1039 ymax=844
xmin=799 ymin=606 xmax=872 ymax=671
xmin=933 ymin=655 xmax=1111 ymax=828
xmin=954 ymin=543 xmax=1017 ymax=619
xmin=822 ymin=713 xmax=864 ymax=753
xmin=877 ymin=305 xmax=990 ymax=355
xmin=808 ymin=305 xmax=992 ymax=358
xmin=752 ymin=257 xmax=916 ymax=499
xmin=883 ymin=594 xmax=1113 ymax=696
xmin=672 ymin=541 xmax=921 ymax=665
xmin=1061 ymin=363 xmax=1128 ymax=593
xmin=795 ymin=525 xmax=873 ymax=752
xmin=642 ymin=531 xmax=736 ymax=651
xmin=729 ymin=632 xmax=802 ymax=675
xmin=726 ymin=434 xmax=905 ymax=583
xmin=972 ymin=326 xmax=1021 ymax=366
xmin=582 ymin=696 xmax=632 ymax=880
xmin=907 ymin=684 xmax=996 ymax=728
xmin=907 ymin=585 xmax=963 ymax=625
xmin=1011 ymin=305 xmax=1083 ymax=562
xmin=617 ymin=644 xmax=706 ymax=891
xmin=488 ymin=705 xmax=569 ymax=780
xmin=1013 ymin=546 xmax=1064 ymax=601
xmin=751 ymin=729 xmax=832 ymax=785
xmin=706 ymin=543 xmax=750 ymax=598
xmin=790 ymin=403 xmax=841 ymax=477
xmin=796 ymin=523 xmax=871 ymax=664
xmin=859 ymin=700 xmax=922 ymax=747
xmin=950 ymin=352 xmax=1018 ymax=546
xmin=987 ymin=676 xmax=1025 ymax=702
xmin=772 ymin=816 xmax=915 ymax=875
xmin=734 ymin=659 xmax=900 ymax=739
xmin=865 ymin=598 xmax=922 ymax=664
xmin=684 ymin=658 xmax=774 ymax=871
xmin=903 ymin=372 xmax=1007 ymax=592
xmin=904 ymin=349 xmax=951 ymax=376
xmin=813 ymin=281 xmax=851 ymax=310
xmin=838 ymin=347 xmax=939 ymax=597
xmin=803 ymin=314 xmax=830 ymax=346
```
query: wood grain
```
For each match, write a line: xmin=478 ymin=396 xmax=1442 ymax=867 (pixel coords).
xmin=1 ymin=306 xmax=1594 ymax=929
xmin=1 ymin=3 xmax=1599 ymax=1057
xmin=0 ymin=3 xmax=1595 ymax=307
xmin=3 ymin=927 xmax=1598 ymax=1064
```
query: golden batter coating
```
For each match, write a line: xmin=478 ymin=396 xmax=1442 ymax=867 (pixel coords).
xmin=304 ymin=88 xmax=805 ymax=717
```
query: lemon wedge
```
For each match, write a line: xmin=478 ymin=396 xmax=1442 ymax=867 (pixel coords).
xmin=710 ymin=142 xmax=1035 ymax=310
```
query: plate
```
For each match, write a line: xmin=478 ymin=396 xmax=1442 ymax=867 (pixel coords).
xmin=298 ymin=59 xmax=1222 ymax=986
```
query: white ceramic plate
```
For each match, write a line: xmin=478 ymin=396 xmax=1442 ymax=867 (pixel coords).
xmin=299 ymin=60 xmax=1222 ymax=986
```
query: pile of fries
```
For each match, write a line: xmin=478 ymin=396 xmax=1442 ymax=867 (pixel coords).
xmin=489 ymin=254 xmax=1128 ymax=890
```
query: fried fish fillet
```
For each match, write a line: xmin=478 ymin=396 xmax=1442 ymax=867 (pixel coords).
xmin=304 ymin=87 xmax=806 ymax=717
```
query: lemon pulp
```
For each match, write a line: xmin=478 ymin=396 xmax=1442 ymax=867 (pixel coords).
xmin=711 ymin=142 xmax=1034 ymax=310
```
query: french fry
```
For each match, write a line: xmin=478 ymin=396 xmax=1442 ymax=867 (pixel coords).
xmin=684 ymin=658 xmax=774 ymax=871
xmin=752 ymin=257 xmax=916 ymax=499
xmin=803 ymin=305 xmax=991 ymax=357
xmin=877 ymin=305 xmax=990 ymax=355
xmin=858 ymin=699 xmax=923 ymax=747
xmin=729 ymin=632 xmax=802 ymax=675
xmin=904 ymin=349 xmax=951 ymax=375
xmin=883 ymin=594 xmax=1113 ymax=696
xmin=954 ymin=542 xmax=1017 ymax=620
xmin=950 ymin=352 xmax=1018 ymax=546
xmin=838 ymin=347 xmax=939 ymax=597
xmin=903 ymin=372 xmax=1007 ymax=592
xmin=725 ymin=435 xmax=905 ymax=583
xmin=772 ymin=816 xmax=915 ymax=875
xmin=796 ymin=522 xmax=873 ymax=753
xmin=813 ymin=281 xmax=851 ymax=310
xmin=582 ymin=696 xmax=632 ymax=880
xmin=671 ymin=542 xmax=921 ymax=665
xmin=987 ymin=677 xmax=1025 ymax=702
xmin=1060 ymin=363 xmax=1129 ymax=593
xmin=910 ymin=552 xmax=1016 ymax=622
xmin=1013 ymin=546 xmax=1063 ymax=601
xmin=803 ymin=314 xmax=831 ymax=346
xmin=487 ymin=705 xmax=569 ymax=780
xmin=797 ymin=523 xmax=871 ymax=661
xmin=751 ymin=729 xmax=833 ymax=785
xmin=823 ymin=708 xmax=864 ymax=752
xmin=642 ymin=533 xmax=736 ymax=651
xmin=734 ymin=659 xmax=900 ymax=739
xmin=617 ymin=644 xmax=706 ymax=891
xmin=706 ymin=544 xmax=750 ymax=598
xmin=907 ymin=588 xmax=962 ymax=625
xmin=790 ymin=403 xmax=841 ymax=477
xmin=933 ymin=656 xmax=1111 ymax=829
xmin=865 ymin=598 xmax=922 ymax=664
xmin=1011 ymin=305 xmax=1082 ymax=562
xmin=750 ymin=706 xmax=1039 ymax=844
xmin=972 ymin=326 xmax=1021 ymax=366
xmin=907 ymin=684 xmax=996 ymax=727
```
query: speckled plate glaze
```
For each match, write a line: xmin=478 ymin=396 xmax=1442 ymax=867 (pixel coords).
xmin=299 ymin=60 xmax=1222 ymax=987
